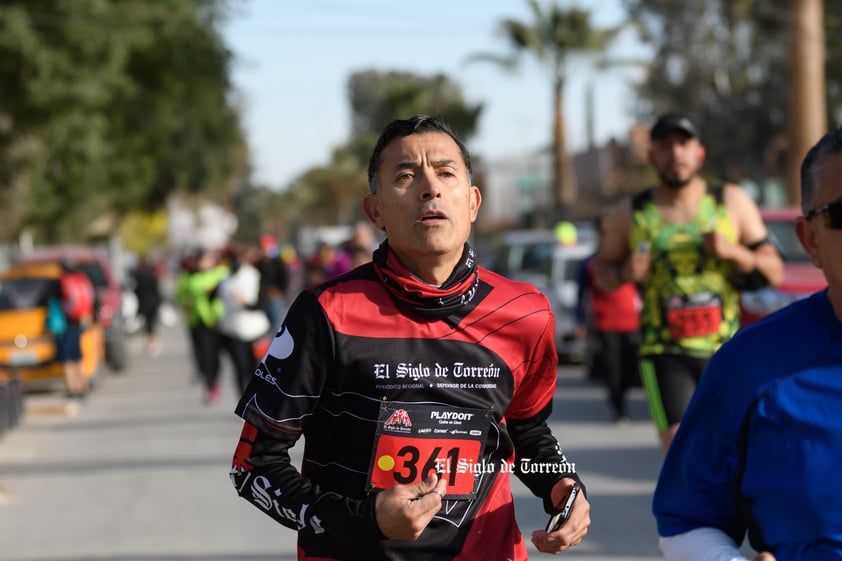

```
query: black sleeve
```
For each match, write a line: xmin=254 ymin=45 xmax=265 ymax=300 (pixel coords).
xmin=231 ymin=290 xmax=384 ymax=540
xmin=231 ymin=422 xmax=382 ymax=539
xmin=507 ymin=401 xmax=586 ymax=514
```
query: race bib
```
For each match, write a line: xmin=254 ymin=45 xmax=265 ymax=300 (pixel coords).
xmin=366 ymin=402 xmax=492 ymax=500
xmin=664 ymin=292 xmax=722 ymax=339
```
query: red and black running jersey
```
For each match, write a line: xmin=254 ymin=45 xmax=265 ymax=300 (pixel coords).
xmin=231 ymin=258 xmax=580 ymax=561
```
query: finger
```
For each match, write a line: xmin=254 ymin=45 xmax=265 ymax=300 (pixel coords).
xmin=410 ymin=473 xmax=445 ymax=510
xmin=432 ymin=475 xmax=446 ymax=496
xmin=416 ymin=485 xmax=446 ymax=513
xmin=531 ymin=533 xmax=572 ymax=555
xmin=409 ymin=473 xmax=439 ymax=499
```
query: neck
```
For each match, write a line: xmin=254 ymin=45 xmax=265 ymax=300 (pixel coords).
xmin=389 ymin=249 xmax=461 ymax=285
xmin=655 ymin=176 xmax=707 ymax=205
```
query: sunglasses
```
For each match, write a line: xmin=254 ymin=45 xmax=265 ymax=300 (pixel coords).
xmin=804 ymin=200 xmax=842 ymax=229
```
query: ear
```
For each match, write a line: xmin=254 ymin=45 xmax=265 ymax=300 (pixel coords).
xmin=697 ymin=144 xmax=707 ymax=163
xmin=363 ymin=194 xmax=386 ymax=231
xmin=469 ymin=186 xmax=482 ymax=223
xmin=795 ymin=216 xmax=822 ymax=269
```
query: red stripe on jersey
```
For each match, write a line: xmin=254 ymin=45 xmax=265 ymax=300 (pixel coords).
xmin=317 ymin=267 xmax=557 ymax=421
xmin=232 ymin=422 xmax=258 ymax=472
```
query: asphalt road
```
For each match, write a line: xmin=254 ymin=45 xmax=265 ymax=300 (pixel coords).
xmin=0 ymin=321 xmax=666 ymax=561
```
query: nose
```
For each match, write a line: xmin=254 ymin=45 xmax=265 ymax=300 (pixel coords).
xmin=419 ymin=168 xmax=443 ymax=200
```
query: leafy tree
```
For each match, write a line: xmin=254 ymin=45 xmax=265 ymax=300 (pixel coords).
xmin=279 ymin=70 xmax=483 ymax=227
xmin=468 ymin=1 xmax=623 ymax=221
xmin=0 ymin=0 xmax=130 ymax=240
xmin=118 ymin=209 xmax=169 ymax=256
xmin=348 ymin=69 xmax=483 ymax=145
xmin=106 ymin=0 xmax=246 ymax=213
xmin=0 ymin=0 xmax=245 ymax=244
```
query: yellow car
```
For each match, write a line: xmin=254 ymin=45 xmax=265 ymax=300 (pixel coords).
xmin=0 ymin=261 xmax=103 ymax=391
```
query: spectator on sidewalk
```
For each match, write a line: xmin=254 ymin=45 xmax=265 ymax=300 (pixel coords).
xmin=257 ymin=234 xmax=289 ymax=331
xmin=131 ymin=255 xmax=163 ymax=356
xmin=176 ymin=248 xmax=228 ymax=404
xmin=216 ymin=244 xmax=271 ymax=395
xmin=58 ymin=257 xmax=95 ymax=399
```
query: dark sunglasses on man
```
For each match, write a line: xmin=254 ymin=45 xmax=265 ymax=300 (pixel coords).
xmin=804 ymin=199 xmax=842 ymax=229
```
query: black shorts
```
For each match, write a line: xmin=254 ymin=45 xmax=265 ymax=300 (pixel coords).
xmin=640 ymin=354 xmax=709 ymax=431
xmin=56 ymin=325 xmax=83 ymax=362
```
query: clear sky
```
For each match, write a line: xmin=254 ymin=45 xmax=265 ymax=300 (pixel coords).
xmin=222 ymin=0 xmax=649 ymax=189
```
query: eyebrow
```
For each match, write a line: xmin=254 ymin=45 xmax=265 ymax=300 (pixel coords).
xmin=432 ymin=159 xmax=459 ymax=169
xmin=392 ymin=159 xmax=459 ymax=172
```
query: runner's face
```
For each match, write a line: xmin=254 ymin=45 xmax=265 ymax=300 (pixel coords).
xmin=797 ymin=151 xmax=842 ymax=310
xmin=649 ymin=132 xmax=705 ymax=189
xmin=364 ymin=131 xmax=480 ymax=272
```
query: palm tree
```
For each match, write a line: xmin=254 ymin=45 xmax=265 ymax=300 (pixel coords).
xmin=469 ymin=1 xmax=622 ymax=221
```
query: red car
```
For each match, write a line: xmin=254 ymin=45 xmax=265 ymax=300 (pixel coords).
xmin=16 ymin=246 xmax=128 ymax=371
xmin=740 ymin=207 xmax=828 ymax=326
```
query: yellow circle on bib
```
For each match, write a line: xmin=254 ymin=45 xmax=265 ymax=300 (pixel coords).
xmin=378 ymin=455 xmax=395 ymax=471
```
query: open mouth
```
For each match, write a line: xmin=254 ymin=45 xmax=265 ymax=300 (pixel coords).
xmin=419 ymin=210 xmax=447 ymax=222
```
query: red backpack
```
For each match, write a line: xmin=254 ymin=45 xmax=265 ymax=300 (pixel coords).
xmin=60 ymin=271 xmax=94 ymax=321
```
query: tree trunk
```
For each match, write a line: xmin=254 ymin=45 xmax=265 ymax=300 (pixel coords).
xmin=786 ymin=0 xmax=826 ymax=207
xmin=553 ymin=81 xmax=577 ymax=220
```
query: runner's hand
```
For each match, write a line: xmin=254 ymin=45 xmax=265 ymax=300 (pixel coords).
xmin=374 ymin=473 xmax=446 ymax=541
xmin=701 ymin=230 xmax=737 ymax=260
xmin=753 ymin=554 xmax=776 ymax=561
xmin=531 ymin=478 xmax=590 ymax=554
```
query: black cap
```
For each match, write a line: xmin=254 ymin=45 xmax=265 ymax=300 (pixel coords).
xmin=650 ymin=113 xmax=701 ymax=141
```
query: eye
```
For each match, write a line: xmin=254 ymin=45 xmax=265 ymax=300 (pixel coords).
xmin=437 ymin=168 xmax=458 ymax=180
xmin=395 ymin=172 xmax=413 ymax=184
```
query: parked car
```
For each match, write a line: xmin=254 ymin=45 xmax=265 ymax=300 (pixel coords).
xmin=493 ymin=227 xmax=597 ymax=362
xmin=0 ymin=260 xmax=104 ymax=390
xmin=740 ymin=207 xmax=828 ymax=326
xmin=16 ymin=246 xmax=128 ymax=371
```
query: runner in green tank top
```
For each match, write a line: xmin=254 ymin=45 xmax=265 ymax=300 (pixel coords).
xmin=630 ymin=186 xmax=741 ymax=358
xmin=593 ymin=113 xmax=784 ymax=453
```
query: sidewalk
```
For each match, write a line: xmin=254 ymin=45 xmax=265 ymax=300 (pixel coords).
xmin=0 ymin=321 xmax=665 ymax=561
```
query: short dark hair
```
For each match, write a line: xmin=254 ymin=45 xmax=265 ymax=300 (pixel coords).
xmin=367 ymin=114 xmax=473 ymax=194
xmin=800 ymin=125 xmax=842 ymax=213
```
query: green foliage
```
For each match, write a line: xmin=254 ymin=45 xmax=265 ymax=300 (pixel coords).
xmin=119 ymin=209 xmax=169 ymax=255
xmin=0 ymin=0 xmax=246 ymax=244
xmin=274 ymin=69 xmax=483 ymax=229
xmin=494 ymin=1 xmax=622 ymax=79
xmin=623 ymin=0 xmax=841 ymax=194
xmin=348 ymin=69 xmax=482 ymax=145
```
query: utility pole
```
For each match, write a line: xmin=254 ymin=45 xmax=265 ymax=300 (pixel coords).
xmin=786 ymin=0 xmax=826 ymax=207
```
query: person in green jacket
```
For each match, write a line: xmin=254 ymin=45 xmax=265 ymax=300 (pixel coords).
xmin=175 ymin=248 xmax=229 ymax=404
